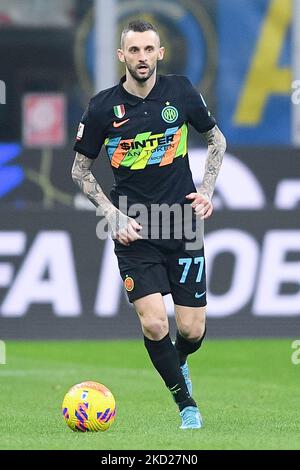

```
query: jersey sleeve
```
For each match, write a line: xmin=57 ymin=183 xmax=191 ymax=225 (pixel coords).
xmin=181 ymin=76 xmax=216 ymax=133
xmin=73 ymin=98 xmax=105 ymax=159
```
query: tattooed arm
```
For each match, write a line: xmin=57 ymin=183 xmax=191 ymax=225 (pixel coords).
xmin=199 ymin=125 xmax=226 ymax=199
xmin=186 ymin=125 xmax=226 ymax=219
xmin=71 ymin=152 xmax=142 ymax=245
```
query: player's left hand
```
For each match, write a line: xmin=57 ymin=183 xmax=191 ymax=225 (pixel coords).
xmin=186 ymin=191 xmax=213 ymax=219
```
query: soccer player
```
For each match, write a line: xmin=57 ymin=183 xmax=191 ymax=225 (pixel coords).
xmin=72 ymin=20 xmax=226 ymax=429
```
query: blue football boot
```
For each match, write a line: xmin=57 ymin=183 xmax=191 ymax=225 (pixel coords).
xmin=180 ymin=406 xmax=203 ymax=429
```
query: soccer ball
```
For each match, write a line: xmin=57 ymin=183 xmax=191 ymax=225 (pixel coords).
xmin=62 ymin=381 xmax=116 ymax=432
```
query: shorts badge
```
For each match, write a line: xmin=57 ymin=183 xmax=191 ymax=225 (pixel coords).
xmin=124 ymin=276 xmax=134 ymax=292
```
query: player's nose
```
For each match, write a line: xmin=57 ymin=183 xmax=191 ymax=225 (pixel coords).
xmin=138 ymin=52 xmax=147 ymax=62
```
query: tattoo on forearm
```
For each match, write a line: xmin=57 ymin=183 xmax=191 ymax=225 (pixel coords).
xmin=71 ymin=153 xmax=130 ymax=236
xmin=199 ymin=125 xmax=226 ymax=199
xmin=71 ymin=153 xmax=114 ymax=215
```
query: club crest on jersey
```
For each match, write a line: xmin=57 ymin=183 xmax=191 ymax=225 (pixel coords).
xmin=114 ymin=104 xmax=126 ymax=119
xmin=161 ymin=105 xmax=178 ymax=123
xmin=124 ymin=276 xmax=134 ymax=292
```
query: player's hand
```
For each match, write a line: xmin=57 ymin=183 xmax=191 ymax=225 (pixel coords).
xmin=186 ymin=191 xmax=213 ymax=219
xmin=108 ymin=209 xmax=143 ymax=246
xmin=116 ymin=217 xmax=143 ymax=246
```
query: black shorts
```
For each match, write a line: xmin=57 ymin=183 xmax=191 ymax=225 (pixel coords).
xmin=114 ymin=238 xmax=207 ymax=307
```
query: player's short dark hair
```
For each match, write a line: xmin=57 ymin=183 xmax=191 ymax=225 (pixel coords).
xmin=120 ymin=20 xmax=159 ymax=48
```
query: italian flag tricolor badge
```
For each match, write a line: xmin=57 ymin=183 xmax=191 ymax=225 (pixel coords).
xmin=113 ymin=104 xmax=125 ymax=119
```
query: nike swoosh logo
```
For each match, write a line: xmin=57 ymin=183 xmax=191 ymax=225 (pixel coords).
xmin=195 ymin=291 xmax=206 ymax=299
xmin=113 ymin=119 xmax=130 ymax=128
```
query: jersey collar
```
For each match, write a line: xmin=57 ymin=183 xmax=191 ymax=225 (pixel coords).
xmin=118 ymin=75 xmax=161 ymax=105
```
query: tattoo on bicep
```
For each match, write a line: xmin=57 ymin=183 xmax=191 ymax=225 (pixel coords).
xmin=200 ymin=125 xmax=226 ymax=199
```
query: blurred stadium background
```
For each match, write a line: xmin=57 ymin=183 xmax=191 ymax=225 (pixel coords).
xmin=0 ymin=0 xmax=299 ymax=341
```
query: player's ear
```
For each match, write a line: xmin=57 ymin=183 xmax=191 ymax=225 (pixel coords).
xmin=117 ymin=49 xmax=125 ymax=63
xmin=158 ymin=47 xmax=165 ymax=61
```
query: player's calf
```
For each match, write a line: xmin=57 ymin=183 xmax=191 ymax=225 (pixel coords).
xmin=143 ymin=333 xmax=197 ymax=412
xmin=175 ymin=327 xmax=207 ymax=366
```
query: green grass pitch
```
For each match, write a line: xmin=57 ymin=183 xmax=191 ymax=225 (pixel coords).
xmin=0 ymin=339 xmax=299 ymax=450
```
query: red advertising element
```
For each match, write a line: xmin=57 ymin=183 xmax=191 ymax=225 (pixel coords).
xmin=23 ymin=94 xmax=66 ymax=148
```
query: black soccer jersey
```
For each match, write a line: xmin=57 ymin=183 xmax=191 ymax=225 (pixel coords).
xmin=74 ymin=75 xmax=216 ymax=209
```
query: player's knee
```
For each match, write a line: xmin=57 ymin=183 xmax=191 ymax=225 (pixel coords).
xmin=179 ymin=319 xmax=206 ymax=342
xmin=141 ymin=316 xmax=168 ymax=341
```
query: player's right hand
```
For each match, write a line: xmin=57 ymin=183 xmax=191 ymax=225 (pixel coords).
xmin=116 ymin=217 xmax=143 ymax=246
xmin=108 ymin=209 xmax=143 ymax=246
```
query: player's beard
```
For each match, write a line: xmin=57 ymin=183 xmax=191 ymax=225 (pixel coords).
xmin=125 ymin=61 xmax=156 ymax=83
